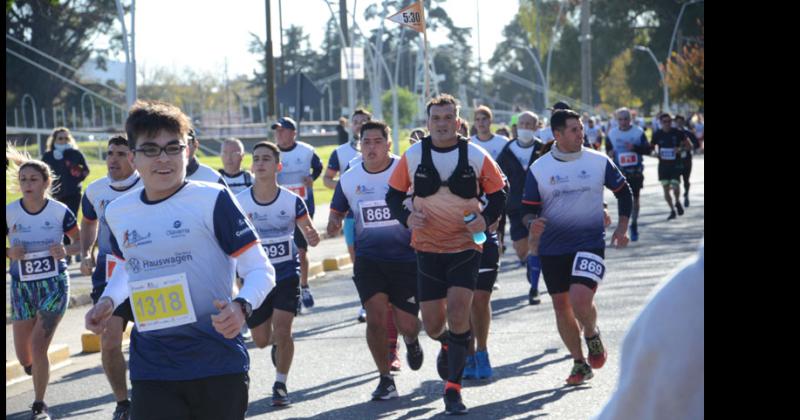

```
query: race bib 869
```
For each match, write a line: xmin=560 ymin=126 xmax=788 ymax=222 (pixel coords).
xmin=571 ymin=252 xmax=605 ymax=283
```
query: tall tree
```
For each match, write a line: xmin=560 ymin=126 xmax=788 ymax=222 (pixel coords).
xmin=6 ymin=0 xmax=126 ymax=111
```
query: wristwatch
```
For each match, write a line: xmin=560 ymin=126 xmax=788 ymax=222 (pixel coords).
xmin=232 ymin=297 xmax=252 ymax=319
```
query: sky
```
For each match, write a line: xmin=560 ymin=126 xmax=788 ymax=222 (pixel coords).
xmin=124 ymin=0 xmax=521 ymax=80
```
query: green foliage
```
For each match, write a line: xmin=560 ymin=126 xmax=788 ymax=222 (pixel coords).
xmin=381 ymin=87 xmax=418 ymax=127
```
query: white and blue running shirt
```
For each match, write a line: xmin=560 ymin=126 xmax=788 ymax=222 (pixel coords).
xmin=607 ymin=125 xmax=648 ymax=172
xmin=236 ymin=186 xmax=307 ymax=282
xmin=82 ymin=175 xmax=142 ymax=287
xmin=277 ymin=141 xmax=322 ymax=216
xmin=331 ymin=156 xmax=415 ymax=262
xmin=219 ymin=170 xmax=253 ymax=195
xmin=6 ymin=199 xmax=77 ymax=279
xmin=327 ymin=143 xmax=360 ymax=173
xmin=522 ymin=148 xmax=627 ymax=255
xmin=104 ymin=180 xmax=268 ymax=381
xmin=470 ymin=134 xmax=509 ymax=161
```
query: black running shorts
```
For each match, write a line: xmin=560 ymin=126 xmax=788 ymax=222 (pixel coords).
xmin=417 ymin=249 xmax=481 ymax=302
xmin=476 ymin=239 xmax=500 ymax=292
xmin=540 ymin=249 xmax=605 ymax=295
xmin=131 ymin=372 xmax=249 ymax=420
xmin=247 ymin=276 xmax=300 ymax=328
xmin=353 ymin=256 xmax=419 ymax=316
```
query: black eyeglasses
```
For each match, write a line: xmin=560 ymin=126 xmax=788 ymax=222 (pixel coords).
xmin=134 ymin=143 xmax=186 ymax=157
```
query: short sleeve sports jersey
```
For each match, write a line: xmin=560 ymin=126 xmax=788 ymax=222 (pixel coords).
xmin=652 ymin=130 xmax=687 ymax=165
xmin=105 ymin=181 xmax=261 ymax=381
xmin=586 ymin=126 xmax=602 ymax=143
xmin=607 ymin=126 xmax=649 ymax=173
xmin=522 ymin=148 xmax=627 ymax=255
xmin=331 ymin=156 xmax=415 ymax=262
xmin=470 ymin=134 xmax=509 ymax=160
xmin=187 ymin=160 xmax=228 ymax=187
xmin=236 ymin=187 xmax=307 ymax=282
xmin=388 ymin=140 xmax=506 ymax=254
xmin=327 ymin=143 xmax=360 ymax=173
xmin=82 ymin=175 xmax=142 ymax=287
xmin=277 ymin=141 xmax=320 ymax=215
xmin=219 ymin=170 xmax=253 ymax=195
xmin=6 ymin=199 xmax=77 ymax=278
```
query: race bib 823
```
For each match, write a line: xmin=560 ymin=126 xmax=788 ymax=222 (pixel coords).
xmin=19 ymin=251 xmax=58 ymax=281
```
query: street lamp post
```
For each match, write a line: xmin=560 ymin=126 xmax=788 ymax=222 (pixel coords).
xmin=512 ymin=43 xmax=546 ymax=112
xmin=667 ymin=0 xmax=703 ymax=64
xmin=634 ymin=45 xmax=669 ymax=112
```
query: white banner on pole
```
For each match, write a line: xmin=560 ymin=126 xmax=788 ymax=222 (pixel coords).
xmin=340 ymin=47 xmax=365 ymax=80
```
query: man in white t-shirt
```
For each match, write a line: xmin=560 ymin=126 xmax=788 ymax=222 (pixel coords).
xmin=218 ymin=138 xmax=253 ymax=195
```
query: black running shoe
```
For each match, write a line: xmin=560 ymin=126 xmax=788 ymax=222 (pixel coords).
xmin=667 ymin=211 xmax=677 ymax=220
xmin=405 ymin=338 xmax=424 ymax=371
xmin=436 ymin=344 xmax=449 ymax=380
xmin=371 ymin=375 xmax=399 ymax=400
xmin=684 ymin=196 xmax=690 ymax=207
xmin=112 ymin=403 xmax=130 ymax=420
xmin=528 ymin=288 xmax=541 ymax=305
xmin=444 ymin=388 xmax=468 ymax=415
xmin=676 ymin=202 xmax=684 ymax=216
xmin=31 ymin=401 xmax=50 ymax=420
xmin=272 ymin=381 xmax=291 ymax=406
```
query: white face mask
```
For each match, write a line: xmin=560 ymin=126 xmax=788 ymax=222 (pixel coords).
xmin=53 ymin=143 xmax=73 ymax=159
xmin=517 ymin=129 xmax=536 ymax=146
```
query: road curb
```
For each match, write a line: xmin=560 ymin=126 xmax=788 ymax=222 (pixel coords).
xmin=81 ymin=324 xmax=133 ymax=353
xmin=6 ymin=343 xmax=71 ymax=386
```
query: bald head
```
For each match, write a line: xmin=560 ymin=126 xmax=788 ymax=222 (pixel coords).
xmin=517 ymin=111 xmax=539 ymax=131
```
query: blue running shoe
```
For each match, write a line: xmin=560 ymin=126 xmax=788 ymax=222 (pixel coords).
xmin=475 ymin=350 xmax=493 ymax=379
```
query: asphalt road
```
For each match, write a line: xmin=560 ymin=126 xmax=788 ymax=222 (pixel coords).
xmin=6 ymin=155 xmax=704 ymax=419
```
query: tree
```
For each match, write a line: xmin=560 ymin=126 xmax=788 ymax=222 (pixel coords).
xmin=6 ymin=0 xmax=126 ymax=110
xmin=597 ymin=49 xmax=643 ymax=111
xmin=381 ymin=87 xmax=417 ymax=128
xmin=666 ymin=38 xmax=703 ymax=109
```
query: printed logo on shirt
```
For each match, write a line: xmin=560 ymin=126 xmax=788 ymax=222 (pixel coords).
xmin=549 ymin=175 xmax=570 ymax=185
xmin=167 ymin=220 xmax=190 ymax=239
xmin=355 ymin=185 xmax=376 ymax=195
xmin=123 ymin=230 xmax=153 ymax=248
xmin=126 ymin=252 xmax=194 ymax=274
xmin=578 ymin=170 xmax=590 ymax=180
xmin=41 ymin=220 xmax=55 ymax=230
xmin=10 ymin=223 xmax=32 ymax=234
xmin=552 ymin=186 xmax=591 ymax=198
xmin=278 ymin=210 xmax=291 ymax=220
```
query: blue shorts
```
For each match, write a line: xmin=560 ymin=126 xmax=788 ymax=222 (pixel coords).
xmin=11 ymin=271 xmax=69 ymax=320
xmin=344 ymin=217 xmax=355 ymax=247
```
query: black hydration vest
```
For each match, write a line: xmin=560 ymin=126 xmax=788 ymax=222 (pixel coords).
xmin=413 ymin=137 xmax=478 ymax=199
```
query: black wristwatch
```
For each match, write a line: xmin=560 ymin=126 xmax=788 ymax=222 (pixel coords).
xmin=233 ymin=297 xmax=252 ymax=318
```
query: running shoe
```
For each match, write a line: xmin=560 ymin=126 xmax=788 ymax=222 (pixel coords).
xmin=474 ymin=350 xmax=493 ymax=379
xmin=667 ymin=210 xmax=677 ymax=220
xmin=271 ymin=381 xmax=291 ymax=406
xmin=300 ymin=286 xmax=315 ymax=308
xmin=371 ymin=375 xmax=399 ymax=400
xmin=566 ymin=360 xmax=594 ymax=385
xmin=528 ymin=288 xmax=541 ymax=305
xmin=630 ymin=224 xmax=639 ymax=242
xmin=405 ymin=338 xmax=424 ymax=371
xmin=30 ymin=402 xmax=50 ymax=420
xmin=586 ymin=330 xmax=607 ymax=369
xmin=443 ymin=387 xmax=468 ymax=415
xmin=676 ymin=202 xmax=684 ymax=216
xmin=357 ymin=307 xmax=367 ymax=323
xmin=462 ymin=355 xmax=477 ymax=379
xmin=437 ymin=344 xmax=449 ymax=380
xmin=112 ymin=403 xmax=130 ymax=420
xmin=684 ymin=195 xmax=690 ymax=208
